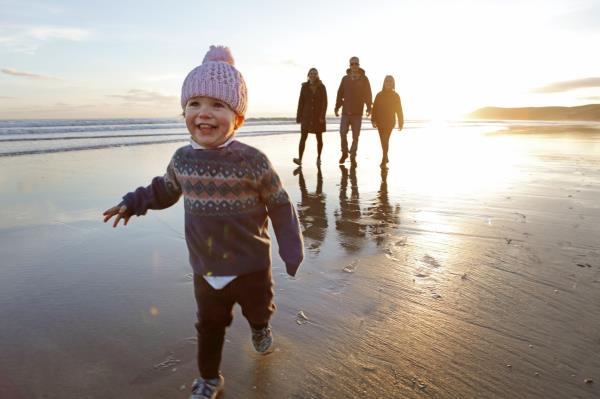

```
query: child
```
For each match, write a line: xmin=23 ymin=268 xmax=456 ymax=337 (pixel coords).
xmin=371 ymin=75 xmax=404 ymax=168
xmin=103 ymin=45 xmax=304 ymax=399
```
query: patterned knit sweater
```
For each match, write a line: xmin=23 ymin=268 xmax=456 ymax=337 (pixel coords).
xmin=122 ymin=141 xmax=304 ymax=277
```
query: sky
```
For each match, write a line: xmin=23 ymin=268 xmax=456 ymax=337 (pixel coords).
xmin=1 ymin=0 xmax=599 ymax=120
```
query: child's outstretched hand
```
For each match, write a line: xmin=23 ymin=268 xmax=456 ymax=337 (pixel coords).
xmin=103 ymin=204 xmax=131 ymax=227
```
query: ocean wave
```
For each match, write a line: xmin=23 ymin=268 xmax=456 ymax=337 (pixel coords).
xmin=0 ymin=117 xmax=535 ymax=157
xmin=0 ymin=129 xmax=305 ymax=157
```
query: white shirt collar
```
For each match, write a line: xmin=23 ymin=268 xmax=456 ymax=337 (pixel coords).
xmin=189 ymin=136 xmax=236 ymax=150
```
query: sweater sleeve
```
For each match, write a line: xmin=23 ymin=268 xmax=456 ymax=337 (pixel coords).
xmin=335 ymin=77 xmax=345 ymax=112
xmin=122 ymin=155 xmax=182 ymax=216
xmin=364 ymin=76 xmax=373 ymax=113
xmin=256 ymin=155 xmax=304 ymax=276
xmin=322 ymin=84 xmax=328 ymax=119
xmin=296 ymin=85 xmax=304 ymax=123
xmin=371 ymin=92 xmax=380 ymax=123
xmin=396 ymin=93 xmax=404 ymax=129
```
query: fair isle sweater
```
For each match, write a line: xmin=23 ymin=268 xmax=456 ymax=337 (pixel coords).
xmin=122 ymin=140 xmax=304 ymax=277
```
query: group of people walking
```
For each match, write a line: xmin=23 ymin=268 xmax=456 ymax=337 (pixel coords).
xmin=294 ymin=56 xmax=404 ymax=168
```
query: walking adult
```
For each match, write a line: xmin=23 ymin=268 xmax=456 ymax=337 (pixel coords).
xmin=371 ymin=75 xmax=404 ymax=168
xmin=294 ymin=68 xmax=328 ymax=165
xmin=334 ymin=56 xmax=372 ymax=165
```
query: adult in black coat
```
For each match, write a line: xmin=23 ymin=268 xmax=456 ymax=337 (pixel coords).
xmin=371 ymin=75 xmax=404 ymax=168
xmin=294 ymin=68 xmax=328 ymax=165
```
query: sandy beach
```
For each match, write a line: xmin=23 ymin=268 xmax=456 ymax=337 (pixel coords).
xmin=0 ymin=122 xmax=599 ymax=398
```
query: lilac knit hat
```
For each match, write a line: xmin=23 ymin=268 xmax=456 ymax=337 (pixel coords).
xmin=180 ymin=45 xmax=248 ymax=116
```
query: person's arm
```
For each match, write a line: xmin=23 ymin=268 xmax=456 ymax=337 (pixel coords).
xmin=103 ymin=156 xmax=182 ymax=227
xmin=396 ymin=93 xmax=404 ymax=130
xmin=371 ymin=92 xmax=380 ymax=128
xmin=296 ymin=85 xmax=304 ymax=123
xmin=364 ymin=76 xmax=373 ymax=116
xmin=257 ymin=155 xmax=304 ymax=276
xmin=335 ymin=77 xmax=345 ymax=117
xmin=321 ymin=84 xmax=328 ymax=122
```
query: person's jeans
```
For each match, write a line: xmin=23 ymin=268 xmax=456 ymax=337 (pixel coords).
xmin=339 ymin=114 xmax=362 ymax=157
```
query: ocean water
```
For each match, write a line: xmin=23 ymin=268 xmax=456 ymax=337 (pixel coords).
xmin=0 ymin=117 xmax=562 ymax=157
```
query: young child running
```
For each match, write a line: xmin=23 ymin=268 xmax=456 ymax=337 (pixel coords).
xmin=103 ymin=45 xmax=304 ymax=399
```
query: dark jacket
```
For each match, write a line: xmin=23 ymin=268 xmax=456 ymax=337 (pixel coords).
xmin=335 ymin=68 xmax=372 ymax=116
xmin=296 ymin=81 xmax=327 ymax=134
xmin=372 ymin=90 xmax=404 ymax=132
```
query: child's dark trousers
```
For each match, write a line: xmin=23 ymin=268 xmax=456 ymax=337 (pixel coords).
xmin=193 ymin=268 xmax=275 ymax=379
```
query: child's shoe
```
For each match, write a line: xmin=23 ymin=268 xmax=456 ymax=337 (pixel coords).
xmin=190 ymin=375 xmax=224 ymax=399
xmin=251 ymin=325 xmax=273 ymax=353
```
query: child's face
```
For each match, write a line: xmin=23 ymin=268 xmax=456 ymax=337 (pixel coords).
xmin=184 ymin=96 xmax=244 ymax=149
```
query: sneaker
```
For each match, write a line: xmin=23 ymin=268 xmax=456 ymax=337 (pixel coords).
xmin=251 ymin=325 xmax=273 ymax=353
xmin=190 ymin=375 xmax=224 ymax=399
xmin=338 ymin=153 xmax=347 ymax=164
xmin=293 ymin=158 xmax=302 ymax=165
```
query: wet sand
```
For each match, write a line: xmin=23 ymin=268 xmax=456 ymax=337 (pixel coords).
xmin=0 ymin=123 xmax=599 ymax=398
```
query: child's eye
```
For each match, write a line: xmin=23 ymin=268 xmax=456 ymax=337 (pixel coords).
xmin=213 ymin=102 xmax=225 ymax=108
xmin=188 ymin=101 xmax=199 ymax=107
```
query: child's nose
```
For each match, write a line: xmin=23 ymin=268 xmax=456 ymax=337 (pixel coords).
xmin=195 ymin=106 xmax=211 ymax=119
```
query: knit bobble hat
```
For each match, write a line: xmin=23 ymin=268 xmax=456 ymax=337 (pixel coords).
xmin=181 ymin=45 xmax=248 ymax=116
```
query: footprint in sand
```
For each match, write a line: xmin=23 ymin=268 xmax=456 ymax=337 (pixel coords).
xmin=514 ymin=212 xmax=527 ymax=223
xmin=343 ymin=260 xmax=358 ymax=273
xmin=324 ymin=278 xmax=351 ymax=295
xmin=422 ymin=254 xmax=441 ymax=268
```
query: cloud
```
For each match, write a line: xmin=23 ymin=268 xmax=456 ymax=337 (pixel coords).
xmin=107 ymin=89 xmax=178 ymax=104
xmin=140 ymin=74 xmax=180 ymax=82
xmin=0 ymin=25 xmax=93 ymax=54
xmin=28 ymin=27 xmax=91 ymax=41
xmin=532 ymin=77 xmax=600 ymax=93
xmin=579 ymin=96 xmax=600 ymax=101
xmin=282 ymin=59 xmax=303 ymax=68
xmin=2 ymin=68 xmax=60 ymax=80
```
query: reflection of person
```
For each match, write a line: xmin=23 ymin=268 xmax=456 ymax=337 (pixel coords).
xmin=365 ymin=168 xmax=401 ymax=246
xmin=335 ymin=164 xmax=365 ymax=252
xmin=296 ymin=166 xmax=328 ymax=253
xmin=294 ymin=68 xmax=328 ymax=166
xmin=102 ymin=45 xmax=304 ymax=399
xmin=371 ymin=75 xmax=404 ymax=168
xmin=334 ymin=56 xmax=372 ymax=165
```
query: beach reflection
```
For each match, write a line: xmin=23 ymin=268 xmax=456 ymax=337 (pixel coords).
xmin=363 ymin=168 xmax=402 ymax=246
xmin=335 ymin=164 xmax=366 ymax=252
xmin=294 ymin=166 xmax=328 ymax=254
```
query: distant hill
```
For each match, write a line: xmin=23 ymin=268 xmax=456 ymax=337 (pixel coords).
xmin=469 ymin=104 xmax=600 ymax=121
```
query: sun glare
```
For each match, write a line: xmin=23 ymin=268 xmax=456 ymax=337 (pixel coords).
xmin=387 ymin=123 xmax=525 ymax=198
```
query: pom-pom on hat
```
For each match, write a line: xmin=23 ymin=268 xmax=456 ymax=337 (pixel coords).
xmin=181 ymin=45 xmax=248 ymax=116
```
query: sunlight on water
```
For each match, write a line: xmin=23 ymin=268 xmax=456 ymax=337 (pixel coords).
xmin=378 ymin=123 xmax=526 ymax=197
